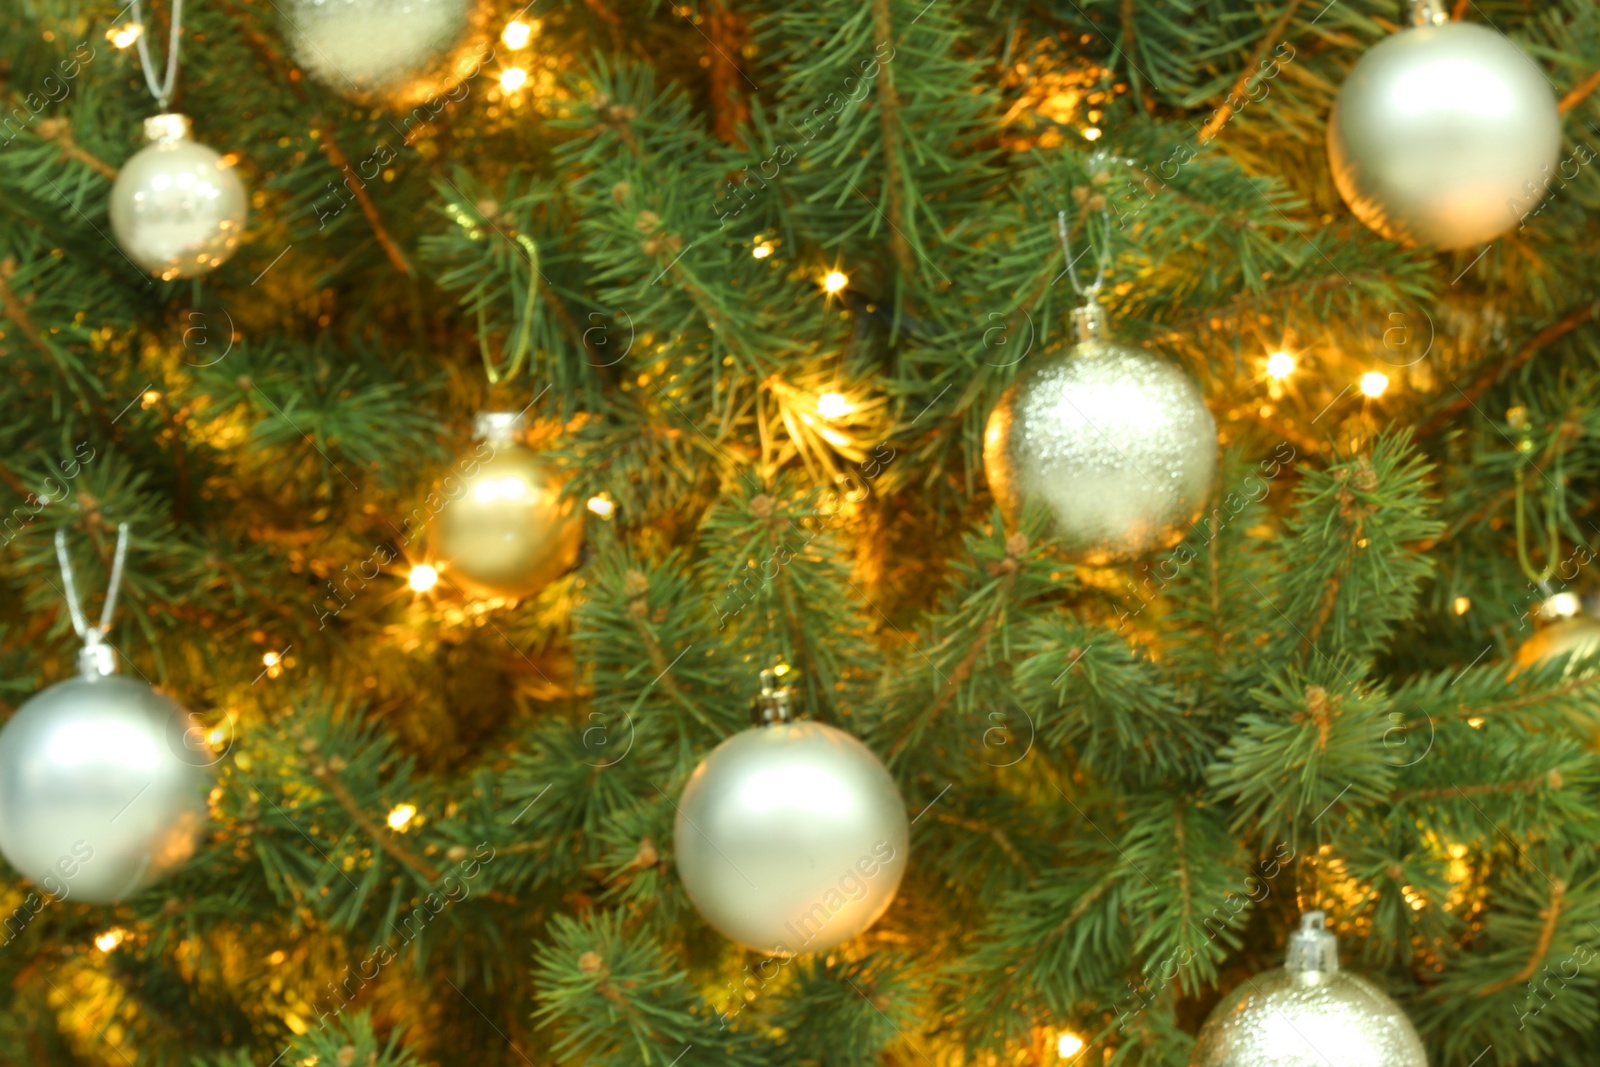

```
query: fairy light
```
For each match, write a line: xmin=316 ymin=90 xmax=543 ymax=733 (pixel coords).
xmin=1266 ymin=351 xmax=1295 ymax=379
xmin=752 ymin=241 xmax=775 ymax=259
xmin=822 ymin=270 xmax=848 ymax=294
xmin=1453 ymin=596 xmax=1471 ymax=615
xmin=817 ymin=392 xmax=855 ymax=419
xmin=499 ymin=67 xmax=528 ymax=92
xmin=587 ymin=495 xmax=616 ymax=519
xmin=96 ymin=929 xmax=127 ymax=952
xmin=1058 ymin=1032 xmax=1086 ymax=1058
xmin=387 ymin=804 xmax=418 ymax=832
xmin=108 ymin=23 xmax=143 ymax=48
xmin=1359 ymin=371 xmax=1389 ymax=398
xmin=1547 ymin=591 xmax=1581 ymax=617
xmin=408 ymin=564 xmax=439 ymax=592
xmin=262 ymin=651 xmax=280 ymax=668
xmin=501 ymin=20 xmax=533 ymax=49
xmin=1082 ymin=127 xmax=1102 ymax=141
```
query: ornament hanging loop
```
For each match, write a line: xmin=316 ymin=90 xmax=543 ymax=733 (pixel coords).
xmin=1056 ymin=196 xmax=1114 ymax=341
xmin=1408 ymin=0 xmax=1449 ymax=27
xmin=55 ymin=523 xmax=130 ymax=678
xmin=752 ymin=666 xmax=795 ymax=726
xmin=1285 ymin=910 xmax=1340 ymax=976
xmin=1513 ymin=437 xmax=1563 ymax=585
xmin=130 ymin=0 xmax=185 ymax=110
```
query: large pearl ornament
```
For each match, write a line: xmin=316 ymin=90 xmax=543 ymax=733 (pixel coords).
xmin=279 ymin=0 xmax=496 ymax=108
xmin=1327 ymin=15 xmax=1561 ymax=249
xmin=431 ymin=413 xmax=583 ymax=601
xmin=1192 ymin=913 xmax=1428 ymax=1067
xmin=674 ymin=690 xmax=909 ymax=955
xmin=109 ymin=114 xmax=247 ymax=281
xmin=0 ymin=672 xmax=213 ymax=904
xmin=984 ymin=302 xmax=1216 ymax=565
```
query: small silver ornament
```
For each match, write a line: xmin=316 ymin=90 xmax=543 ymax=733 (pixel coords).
xmin=984 ymin=300 xmax=1216 ymax=565
xmin=1328 ymin=2 xmax=1561 ymax=250
xmin=430 ymin=412 xmax=584 ymax=601
xmin=109 ymin=114 xmax=247 ymax=281
xmin=280 ymin=0 xmax=494 ymax=108
xmin=1191 ymin=912 xmax=1428 ymax=1067
xmin=674 ymin=672 xmax=910 ymax=955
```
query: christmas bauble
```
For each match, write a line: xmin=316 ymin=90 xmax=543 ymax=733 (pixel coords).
xmin=1514 ymin=615 xmax=1600 ymax=672
xmin=984 ymin=304 xmax=1216 ymax=565
xmin=1328 ymin=19 xmax=1560 ymax=249
xmin=674 ymin=718 xmax=909 ymax=955
xmin=1192 ymin=912 xmax=1427 ymax=1067
xmin=431 ymin=416 xmax=583 ymax=600
xmin=280 ymin=0 xmax=495 ymax=108
xmin=109 ymin=114 xmax=247 ymax=281
xmin=0 ymin=674 xmax=213 ymax=904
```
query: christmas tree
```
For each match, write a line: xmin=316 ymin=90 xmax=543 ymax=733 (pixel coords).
xmin=3 ymin=0 xmax=1600 ymax=1064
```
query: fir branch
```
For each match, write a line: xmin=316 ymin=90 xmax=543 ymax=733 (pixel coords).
xmin=305 ymin=761 xmax=443 ymax=885
xmin=30 ymin=117 xmax=116 ymax=180
xmin=1559 ymin=69 xmax=1600 ymax=114
xmin=1196 ymin=1 xmax=1305 ymax=145
xmin=870 ymin=0 xmax=914 ymax=277
xmin=0 ymin=266 xmax=55 ymax=360
xmin=317 ymin=123 xmax=415 ymax=276
xmin=1478 ymin=879 xmax=1567 ymax=996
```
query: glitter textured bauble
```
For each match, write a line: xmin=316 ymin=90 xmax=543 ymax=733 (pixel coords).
xmin=280 ymin=0 xmax=496 ymax=108
xmin=109 ymin=114 xmax=247 ymax=281
xmin=0 ymin=674 xmax=213 ymax=904
xmin=1514 ymin=616 xmax=1600 ymax=672
xmin=432 ymin=426 xmax=583 ymax=601
xmin=1328 ymin=20 xmax=1560 ymax=249
xmin=674 ymin=720 xmax=910 ymax=955
xmin=1192 ymin=913 xmax=1427 ymax=1067
xmin=984 ymin=322 xmax=1216 ymax=566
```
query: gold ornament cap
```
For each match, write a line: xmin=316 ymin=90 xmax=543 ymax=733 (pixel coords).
xmin=1071 ymin=299 xmax=1109 ymax=342
xmin=473 ymin=411 xmax=527 ymax=445
xmin=143 ymin=113 xmax=193 ymax=145
xmin=1408 ymin=0 xmax=1449 ymax=25
xmin=751 ymin=667 xmax=796 ymax=726
xmin=1285 ymin=911 xmax=1339 ymax=977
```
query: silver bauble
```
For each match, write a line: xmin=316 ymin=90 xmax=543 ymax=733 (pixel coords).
xmin=279 ymin=0 xmax=495 ymax=108
xmin=0 ymin=673 xmax=213 ymax=904
xmin=984 ymin=304 xmax=1216 ymax=566
xmin=674 ymin=714 xmax=909 ymax=956
xmin=431 ymin=414 xmax=583 ymax=601
xmin=109 ymin=114 xmax=247 ymax=281
xmin=1192 ymin=913 xmax=1427 ymax=1067
xmin=1328 ymin=18 xmax=1560 ymax=249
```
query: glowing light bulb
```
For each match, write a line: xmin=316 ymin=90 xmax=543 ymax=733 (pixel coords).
xmin=1058 ymin=1032 xmax=1086 ymax=1058
xmin=587 ymin=495 xmax=616 ymax=519
xmin=1083 ymin=127 xmax=1102 ymax=141
xmin=1548 ymin=592 xmax=1581 ymax=617
xmin=822 ymin=270 xmax=848 ymax=294
xmin=108 ymin=23 xmax=143 ymax=48
xmin=817 ymin=392 xmax=854 ymax=419
xmin=1453 ymin=596 xmax=1471 ymax=616
xmin=499 ymin=67 xmax=528 ymax=92
xmin=262 ymin=651 xmax=280 ymax=668
xmin=387 ymin=804 xmax=418 ymax=832
xmin=1266 ymin=351 xmax=1295 ymax=379
xmin=502 ymin=20 xmax=533 ymax=49
xmin=1359 ymin=371 xmax=1389 ymax=398
xmin=96 ymin=929 xmax=127 ymax=952
xmin=409 ymin=564 xmax=439 ymax=592
xmin=752 ymin=241 xmax=775 ymax=259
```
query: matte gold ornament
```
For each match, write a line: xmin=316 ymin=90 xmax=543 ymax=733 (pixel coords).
xmin=674 ymin=672 xmax=910 ymax=955
xmin=109 ymin=114 xmax=247 ymax=280
xmin=431 ymin=413 xmax=583 ymax=600
xmin=279 ymin=0 xmax=497 ymax=109
xmin=984 ymin=300 xmax=1216 ymax=565
xmin=1327 ymin=0 xmax=1560 ymax=250
xmin=1191 ymin=912 xmax=1428 ymax=1067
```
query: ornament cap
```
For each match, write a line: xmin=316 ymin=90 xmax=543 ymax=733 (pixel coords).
xmin=142 ymin=112 xmax=192 ymax=145
xmin=1407 ymin=0 xmax=1450 ymax=26
xmin=1071 ymin=300 xmax=1110 ymax=342
xmin=751 ymin=667 xmax=796 ymax=726
xmin=1285 ymin=910 xmax=1340 ymax=976
xmin=77 ymin=632 xmax=117 ymax=678
xmin=473 ymin=411 xmax=528 ymax=445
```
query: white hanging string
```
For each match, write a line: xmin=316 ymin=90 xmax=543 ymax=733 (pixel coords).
xmin=130 ymin=0 xmax=185 ymax=110
xmin=1056 ymin=205 xmax=1112 ymax=301
xmin=54 ymin=524 xmax=131 ymax=640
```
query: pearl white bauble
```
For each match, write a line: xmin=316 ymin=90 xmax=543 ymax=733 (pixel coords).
xmin=984 ymin=311 xmax=1216 ymax=565
xmin=0 ymin=674 xmax=213 ymax=904
xmin=674 ymin=720 xmax=909 ymax=955
xmin=109 ymin=114 xmax=247 ymax=281
xmin=1328 ymin=20 xmax=1561 ymax=249
xmin=280 ymin=0 xmax=495 ymax=108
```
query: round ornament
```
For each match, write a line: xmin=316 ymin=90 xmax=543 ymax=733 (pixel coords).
xmin=1191 ymin=912 xmax=1427 ymax=1067
xmin=1514 ymin=614 xmax=1600 ymax=673
xmin=279 ymin=0 xmax=496 ymax=108
xmin=1327 ymin=3 xmax=1560 ymax=250
xmin=431 ymin=412 xmax=583 ymax=601
xmin=109 ymin=114 xmax=247 ymax=281
xmin=984 ymin=300 xmax=1216 ymax=565
xmin=674 ymin=674 xmax=909 ymax=955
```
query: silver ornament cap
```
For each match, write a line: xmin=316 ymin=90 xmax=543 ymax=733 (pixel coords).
xmin=674 ymin=677 xmax=909 ymax=955
xmin=1327 ymin=17 xmax=1561 ymax=249
xmin=1190 ymin=912 xmax=1429 ymax=1067
xmin=109 ymin=112 xmax=248 ymax=280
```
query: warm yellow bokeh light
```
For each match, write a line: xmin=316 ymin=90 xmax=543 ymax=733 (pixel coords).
xmin=1266 ymin=351 xmax=1295 ymax=379
xmin=502 ymin=20 xmax=533 ymax=49
xmin=96 ymin=929 xmax=127 ymax=952
xmin=1453 ymin=596 xmax=1471 ymax=616
xmin=499 ymin=67 xmax=529 ymax=92
xmin=587 ymin=496 xmax=616 ymax=519
xmin=817 ymin=392 xmax=855 ymax=419
xmin=1548 ymin=591 xmax=1581 ymax=617
xmin=109 ymin=23 xmax=143 ymax=48
xmin=1359 ymin=371 xmax=1389 ymax=398
xmin=262 ymin=651 xmax=280 ymax=667
xmin=752 ymin=241 xmax=775 ymax=259
xmin=387 ymin=804 xmax=418 ymax=832
xmin=1058 ymin=1032 xmax=1086 ymax=1058
xmin=822 ymin=270 xmax=848 ymax=294
xmin=1083 ymin=127 xmax=1102 ymax=141
xmin=409 ymin=564 xmax=439 ymax=592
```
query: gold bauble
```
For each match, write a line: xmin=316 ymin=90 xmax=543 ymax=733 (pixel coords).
xmin=1514 ymin=616 xmax=1600 ymax=673
xmin=432 ymin=430 xmax=583 ymax=601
